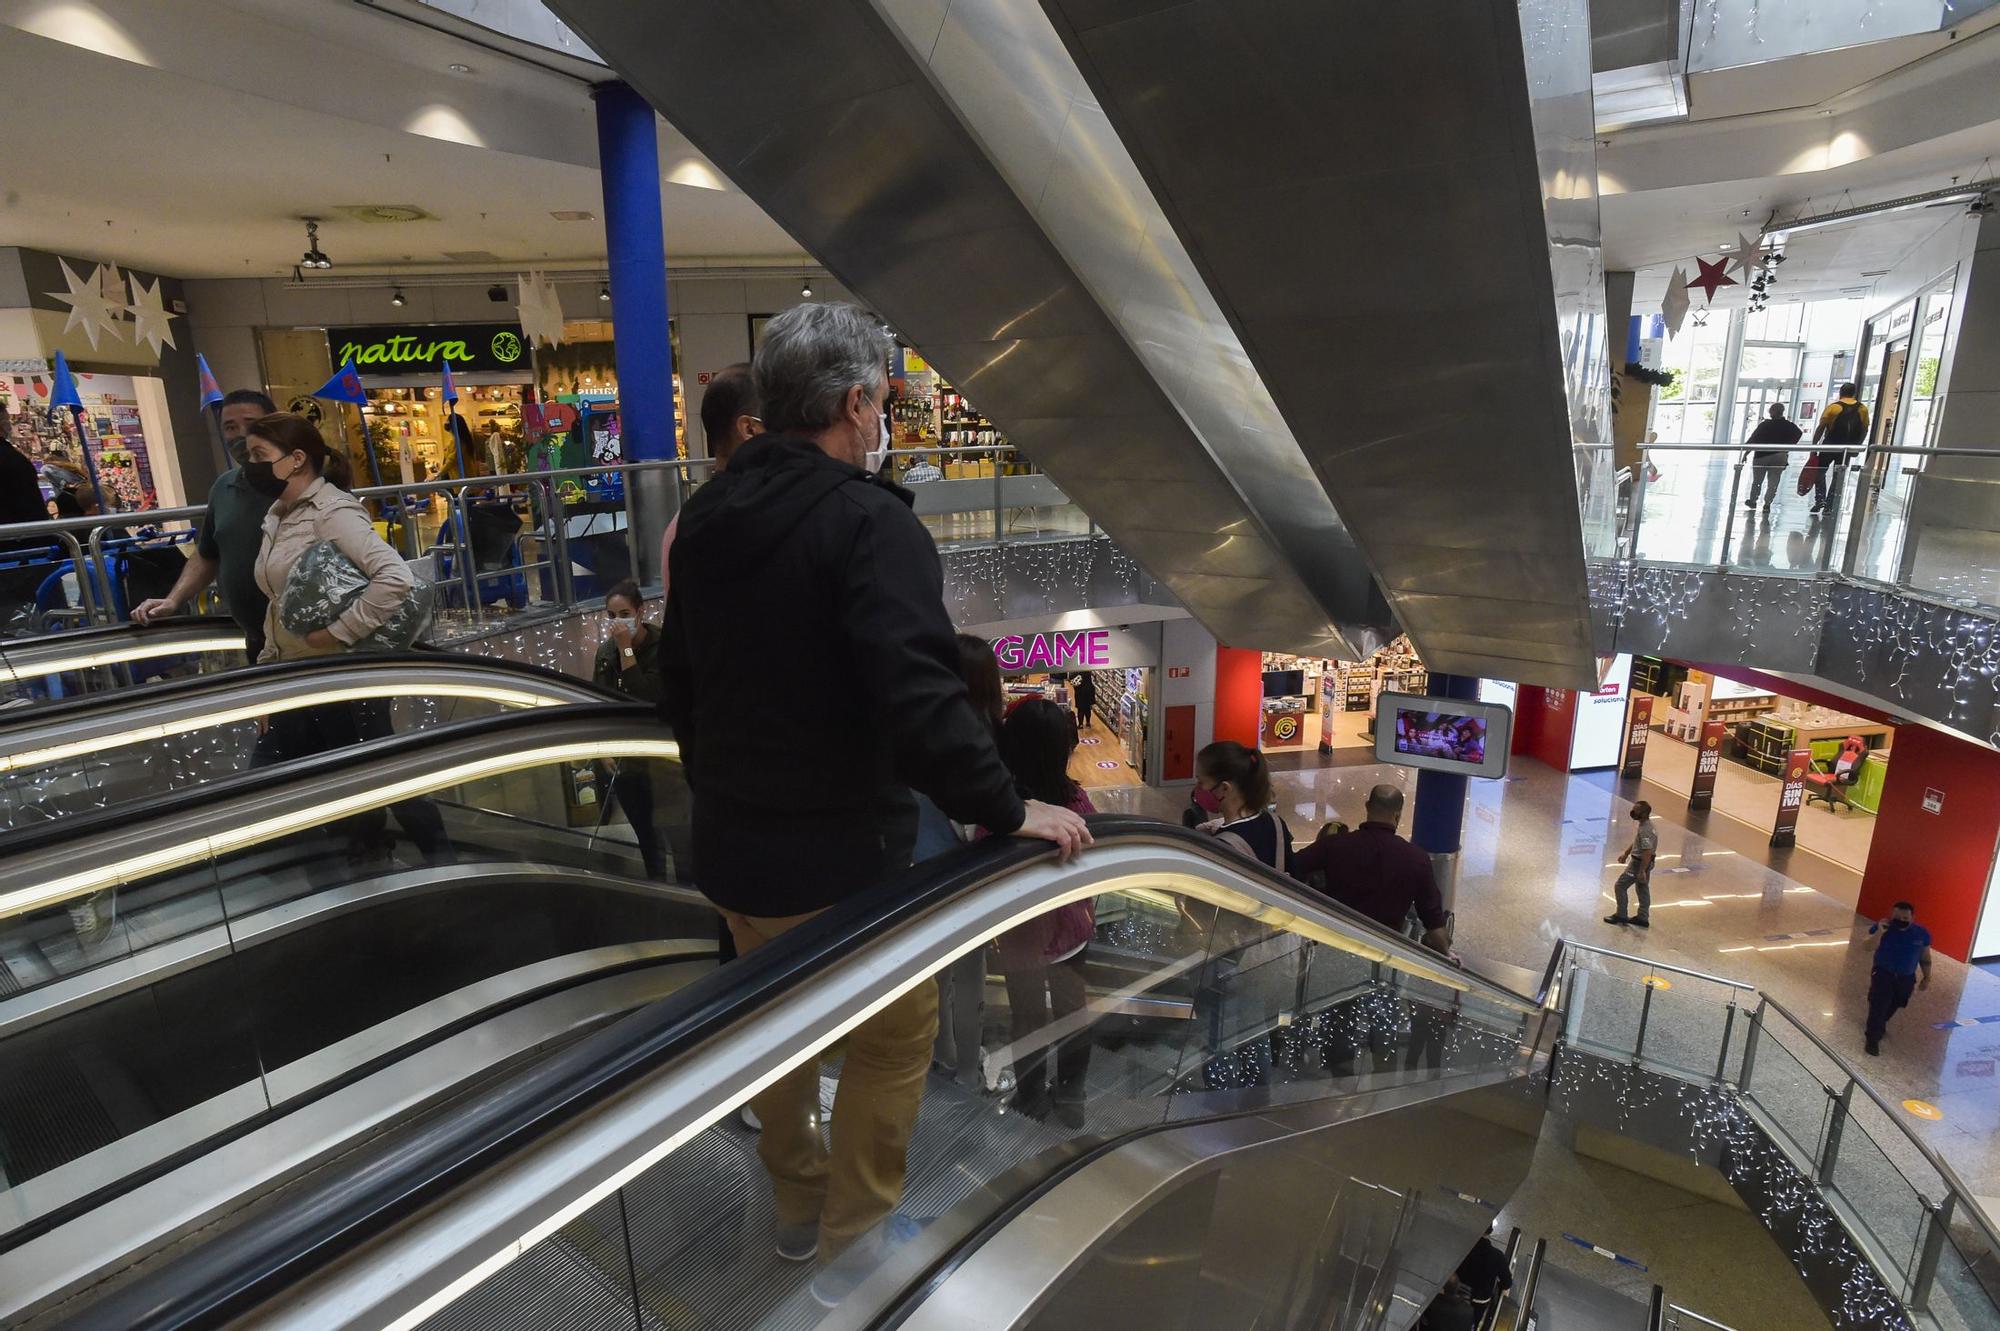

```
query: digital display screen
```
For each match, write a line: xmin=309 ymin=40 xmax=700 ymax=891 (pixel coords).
xmin=1262 ymin=669 xmax=1305 ymax=698
xmin=1393 ymin=709 xmax=1487 ymax=764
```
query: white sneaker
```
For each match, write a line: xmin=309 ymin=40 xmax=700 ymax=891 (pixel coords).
xmin=740 ymin=1105 xmax=760 ymax=1131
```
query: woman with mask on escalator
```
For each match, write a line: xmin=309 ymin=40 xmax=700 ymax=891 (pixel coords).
xmin=591 ymin=580 xmax=668 ymax=879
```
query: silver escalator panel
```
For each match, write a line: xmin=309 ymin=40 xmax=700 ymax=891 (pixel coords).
xmin=1037 ymin=0 xmax=1608 ymax=687
xmin=542 ymin=0 xmax=1388 ymax=660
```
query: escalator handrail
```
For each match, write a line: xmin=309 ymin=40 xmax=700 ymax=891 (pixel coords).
xmin=0 ymin=617 xmax=245 ymax=681
xmin=0 ymin=651 xmax=621 ymax=749
xmin=0 ymin=700 xmax=656 ymax=869
xmin=61 ymin=817 xmax=1553 ymax=1331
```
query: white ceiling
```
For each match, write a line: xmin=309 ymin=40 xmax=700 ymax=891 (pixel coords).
xmin=0 ymin=0 xmax=804 ymax=278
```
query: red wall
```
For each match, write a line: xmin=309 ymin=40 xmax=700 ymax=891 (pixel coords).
xmin=1858 ymin=723 xmax=2000 ymax=961
xmin=1214 ymin=646 xmax=1263 ymax=749
xmin=1512 ymin=685 xmax=1578 ymax=772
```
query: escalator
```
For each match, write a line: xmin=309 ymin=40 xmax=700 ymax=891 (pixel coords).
xmin=0 ymin=703 xmax=711 ymax=1302
xmin=0 ymin=619 xmax=249 ymax=707
xmin=7 ymin=819 xmax=1558 ymax=1329
xmin=0 ymin=652 xmax=611 ymax=832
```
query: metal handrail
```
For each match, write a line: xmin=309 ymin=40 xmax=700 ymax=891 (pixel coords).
xmin=1666 ymin=1304 xmax=1742 ymax=1331
xmin=1575 ymin=442 xmax=2000 ymax=458
xmin=1757 ymin=994 xmax=2000 ymax=1254
xmin=1562 ymin=939 xmax=1758 ymax=991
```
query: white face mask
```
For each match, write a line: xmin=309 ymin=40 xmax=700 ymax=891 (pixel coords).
xmin=863 ymin=399 xmax=890 ymax=474
xmin=609 ymin=614 xmax=637 ymax=633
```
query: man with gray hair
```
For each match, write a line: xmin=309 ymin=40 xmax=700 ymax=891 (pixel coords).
xmin=660 ymin=301 xmax=1089 ymax=1293
xmin=1292 ymin=783 xmax=1451 ymax=955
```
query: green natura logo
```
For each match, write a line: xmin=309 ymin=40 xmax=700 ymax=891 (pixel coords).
xmin=491 ymin=331 xmax=524 ymax=364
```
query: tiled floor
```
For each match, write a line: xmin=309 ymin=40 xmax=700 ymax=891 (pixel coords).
xmin=1080 ymin=754 xmax=2000 ymax=1224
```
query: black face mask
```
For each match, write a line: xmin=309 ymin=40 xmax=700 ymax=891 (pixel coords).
xmin=242 ymin=457 xmax=291 ymax=498
xmin=1889 ymin=919 xmax=1910 ymax=930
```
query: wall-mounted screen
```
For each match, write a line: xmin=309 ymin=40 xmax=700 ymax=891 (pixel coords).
xmin=1262 ymin=669 xmax=1305 ymax=698
xmin=1374 ymin=692 xmax=1513 ymax=779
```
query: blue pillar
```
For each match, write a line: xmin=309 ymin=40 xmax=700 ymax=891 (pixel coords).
xmin=594 ymin=81 xmax=677 ymax=583
xmin=1411 ymin=672 xmax=1479 ymax=855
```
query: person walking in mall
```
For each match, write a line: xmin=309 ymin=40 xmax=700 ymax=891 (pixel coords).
xmin=921 ymin=631 xmax=1005 ymax=1092
xmin=992 ymin=698 xmax=1097 ymax=1128
xmin=660 ymin=361 xmax=760 ymax=601
xmin=658 ymin=302 xmax=1089 ymax=1295
xmin=591 ymin=579 xmax=668 ymax=879
xmin=1863 ymin=901 xmax=1932 ymax=1056
xmin=1743 ymin=402 xmax=1802 ymax=513
xmin=1293 ymin=784 xmax=1452 ymax=956
xmin=1456 ymin=1227 xmax=1515 ymax=1320
xmin=1071 ymin=669 xmax=1097 ymax=733
xmin=131 ymin=389 xmax=279 ymax=657
xmin=1603 ymin=799 xmax=1657 ymax=929
xmin=1808 ymin=382 xmax=1869 ymax=515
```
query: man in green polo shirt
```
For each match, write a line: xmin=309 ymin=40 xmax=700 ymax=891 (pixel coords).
xmin=131 ymin=389 xmax=278 ymax=658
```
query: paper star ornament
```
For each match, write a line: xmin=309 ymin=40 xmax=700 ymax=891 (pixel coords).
xmin=125 ymin=273 xmax=178 ymax=357
xmin=1662 ymin=266 xmax=1691 ymax=338
xmin=1728 ymin=232 xmax=1759 ymax=278
xmin=515 ymin=272 xmax=566 ymax=349
xmin=48 ymin=258 xmax=125 ymax=349
xmin=1688 ymin=256 xmax=1737 ymax=303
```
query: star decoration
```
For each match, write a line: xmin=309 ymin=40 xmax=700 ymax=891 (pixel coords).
xmin=1688 ymin=256 xmax=1737 ymax=303
xmin=1727 ymin=232 xmax=1759 ymax=278
xmin=47 ymin=258 xmax=124 ymax=349
xmin=1661 ymin=266 xmax=1691 ymax=337
xmin=125 ymin=273 xmax=178 ymax=357
xmin=515 ymin=271 xmax=566 ymax=349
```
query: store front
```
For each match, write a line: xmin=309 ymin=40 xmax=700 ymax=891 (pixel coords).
xmin=1623 ymin=658 xmax=1892 ymax=890
xmin=1251 ymin=637 xmax=1427 ymax=758
xmin=991 ymin=623 xmax=1161 ymax=786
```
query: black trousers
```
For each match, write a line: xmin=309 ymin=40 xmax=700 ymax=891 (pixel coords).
xmin=598 ymin=762 xmax=667 ymax=878
xmin=1866 ymin=968 xmax=1917 ymax=1042
xmin=255 ymin=699 xmax=450 ymax=860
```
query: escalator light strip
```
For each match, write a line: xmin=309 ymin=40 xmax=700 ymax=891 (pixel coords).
xmin=0 ymin=739 xmax=682 ymax=922
xmin=0 ymin=683 xmax=562 ymax=772
xmin=0 ymin=635 xmax=249 ymax=684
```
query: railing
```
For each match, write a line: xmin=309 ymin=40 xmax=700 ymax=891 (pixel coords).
xmin=0 ymin=445 xmax=1095 ymax=644
xmin=1578 ymin=441 xmax=2000 ymax=616
xmin=1559 ymin=941 xmax=2000 ymax=1330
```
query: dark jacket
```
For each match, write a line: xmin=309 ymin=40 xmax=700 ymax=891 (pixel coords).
xmin=1747 ymin=416 xmax=1802 ymax=466
xmin=660 ymin=434 xmax=1026 ymax=916
xmin=1293 ymin=820 xmax=1445 ymax=934
xmin=594 ymin=625 xmax=662 ymax=703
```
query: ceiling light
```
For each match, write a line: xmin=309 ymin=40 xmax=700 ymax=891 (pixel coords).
xmin=299 ymin=218 xmax=332 ymax=270
xmin=801 ymin=278 xmax=813 ymax=299
xmin=448 ymin=62 xmax=472 ymax=74
xmin=390 ymin=288 xmax=407 ymax=308
xmin=598 ymin=284 xmax=610 ymax=303
xmin=1764 ymin=186 xmax=1990 ymax=241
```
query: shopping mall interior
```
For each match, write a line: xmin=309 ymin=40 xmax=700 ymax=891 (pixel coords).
xmin=3 ymin=1 xmax=2000 ymax=1328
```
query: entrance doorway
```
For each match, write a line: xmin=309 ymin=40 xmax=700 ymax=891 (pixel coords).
xmin=1869 ymin=339 xmax=1910 ymax=489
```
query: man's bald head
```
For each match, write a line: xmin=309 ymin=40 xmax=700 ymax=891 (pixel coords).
xmin=1366 ymin=784 xmax=1404 ymax=824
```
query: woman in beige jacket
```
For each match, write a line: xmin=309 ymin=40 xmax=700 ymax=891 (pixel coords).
xmin=245 ymin=413 xmax=415 ymax=662
xmin=242 ymin=413 xmax=447 ymax=859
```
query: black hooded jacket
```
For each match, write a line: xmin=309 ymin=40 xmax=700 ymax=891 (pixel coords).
xmin=660 ymin=434 xmax=1026 ymax=916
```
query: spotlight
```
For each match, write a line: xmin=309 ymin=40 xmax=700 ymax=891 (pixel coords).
xmin=800 ymin=277 xmax=813 ymax=299
xmin=390 ymin=288 xmax=406 ymax=308
xmin=299 ymin=218 xmax=332 ymax=270
xmin=487 ymin=284 xmax=509 ymax=303
xmin=598 ymin=284 xmax=610 ymax=303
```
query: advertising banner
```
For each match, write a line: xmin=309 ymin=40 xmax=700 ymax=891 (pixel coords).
xmin=1688 ymin=719 xmax=1728 ymax=811
xmin=1620 ymin=693 xmax=1654 ymax=778
xmin=1771 ymin=746 xmax=1811 ymax=847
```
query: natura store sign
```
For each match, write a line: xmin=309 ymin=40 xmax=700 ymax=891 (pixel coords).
xmin=325 ymin=322 xmax=529 ymax=375
xmin=994 ymin=630 xmax=1112 ymax=673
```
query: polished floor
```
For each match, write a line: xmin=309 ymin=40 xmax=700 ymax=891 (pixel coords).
xmin=1082 ymin=754 xmax=2000 ymax=1223
xmin=1068 ymin=715 xmax=1143 ymax=790
xmin=1626 ymin=452 xmax=2000 ymax=610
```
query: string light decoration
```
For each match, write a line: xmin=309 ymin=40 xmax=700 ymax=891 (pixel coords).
xmin=1550 ymin=1044 xmax=1916 ymax=1330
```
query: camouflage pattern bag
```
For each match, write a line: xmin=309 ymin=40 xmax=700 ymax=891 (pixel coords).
xmin=276 ymin=539 xmax=432 ymax=650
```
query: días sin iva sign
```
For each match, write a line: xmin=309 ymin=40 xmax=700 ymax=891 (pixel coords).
xmin=994 ymin=629 xmax=1112 ymax=673
xmin=325 ymin=322 xmax=529 ymax=376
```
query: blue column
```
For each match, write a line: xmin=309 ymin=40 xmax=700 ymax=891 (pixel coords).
xmin=594 ymin=81 xmax=677 ymax=583
xmin=1411 ymin=672 xmax=1479 ymax=855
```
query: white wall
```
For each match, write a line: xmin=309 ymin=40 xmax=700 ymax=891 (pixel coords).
xmin=1160 ymin=617 xmax=1219 ymax=785
xmin=182 ymin=270 xmax=855 ymax=457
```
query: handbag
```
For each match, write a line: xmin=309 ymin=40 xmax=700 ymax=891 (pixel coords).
xmin=1795 ymin=460 xmax=1823 ymax=496
xmin=276 ymin=539 xmax=433 ymax=650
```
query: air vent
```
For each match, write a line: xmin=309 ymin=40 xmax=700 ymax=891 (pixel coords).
xmin=1861 ymin=269 xmax=1891 ymax=277
xmin=337 ymin=204 xmax=436 ymax=224
xmin=550 ymin=210 xmax=595 ymax=222
xmin=442 ymin=250 xmax=504 ymax=263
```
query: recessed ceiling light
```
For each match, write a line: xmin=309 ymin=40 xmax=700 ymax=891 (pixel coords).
xmin=448 ymin=62 xmax=472 ymax=74
xmin=549 ymin=210 xmax=595 ymax=222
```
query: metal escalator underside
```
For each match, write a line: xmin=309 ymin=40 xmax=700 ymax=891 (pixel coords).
xmin=546 ymin=0 xmax=1600 ymax=681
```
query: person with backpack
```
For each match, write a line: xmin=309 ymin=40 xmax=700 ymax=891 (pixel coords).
xmin=1808 ymin=382 xmax=1869 ymax=515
